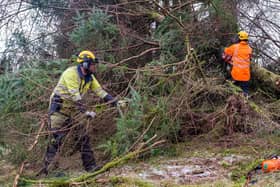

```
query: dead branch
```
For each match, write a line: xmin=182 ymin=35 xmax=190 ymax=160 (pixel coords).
xmin=111 ymin=47 xmax=160 ymax=67
xmin=12 ymin=117 xmax=47 ymax=187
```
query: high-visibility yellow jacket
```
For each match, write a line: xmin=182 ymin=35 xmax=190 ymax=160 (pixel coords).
xmin=224 ymin=41 xmax=252 ymax=81
xmin=50 ymin=65 xmax=108 ymax=113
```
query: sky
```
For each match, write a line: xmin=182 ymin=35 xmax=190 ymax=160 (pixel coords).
xmin=0 ymin=1 xmax=56 ymax=55
xmin=239 ymin=0 xmax=280 ymax=65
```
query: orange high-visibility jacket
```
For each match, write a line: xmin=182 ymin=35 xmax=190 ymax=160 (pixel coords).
xmin=224 ymin=41 xmax=252 ymax=81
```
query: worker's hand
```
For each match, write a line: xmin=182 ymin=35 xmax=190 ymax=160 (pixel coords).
xmin=85 ymin=111 xmax=96 ymax=119
xmin=117 ymin=100 xmax=127 ymax=108
xmin=104 ymin=94 xmax=118 ymax=107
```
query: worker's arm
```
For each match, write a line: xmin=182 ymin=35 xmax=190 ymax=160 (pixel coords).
xmin=103 ymin=94 xmax=118 ymax=106
xmin=222 ymin=45 xmax=235 ymax=64
xmin=91 ymin=76 xmax=117 ymax=106
xmin=224 ymin=46 xmax=234 ymax=56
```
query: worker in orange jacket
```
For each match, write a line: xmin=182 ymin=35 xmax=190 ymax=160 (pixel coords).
xmin=222 ymin=31 xmax=253 ymax=96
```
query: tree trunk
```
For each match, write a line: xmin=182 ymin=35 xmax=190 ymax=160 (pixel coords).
xmin=252 ymin=63 xmax=280 ymax=93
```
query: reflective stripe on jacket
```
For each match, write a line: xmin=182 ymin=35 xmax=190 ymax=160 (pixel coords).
xmin=50 ymin=65 xmax=108 ymax=113
xmin=224 ymin=41 xmax=252 ymax=81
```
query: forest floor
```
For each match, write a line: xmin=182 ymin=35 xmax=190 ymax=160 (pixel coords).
xmin=1 ymin=132 xmax=280 ymax=186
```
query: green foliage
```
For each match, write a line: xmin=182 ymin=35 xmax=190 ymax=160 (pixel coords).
xmin=6 ymin=30 xmax=29 ymax=51
xmin=0 ymin=60 xmax=68 ymax=114
xmin=0 ymin=143 xmax=6 ymax=158
xmin=0 ymin=115 xmax=37 ymax=164
xmin=159 ymin=29 xmax=185 ymax=63
xmin=109 ymin=88 xmax=144 ymax=157
xmin=146 ymin=97 xmax=179 ymax=141
xmin=99 ymin=87 xmax=142 ymax=158
xmin=1 ymin=30 xmax=30 ymax=72
xmin=209 ymin=0 xmax=238 ymax=30
xmin=8 ymin=145 xmax=28 ymax=165
xmin=231 ymin=158 xmax=263 ymax=182
xmin=154 ymin=17 xmax=186 ymax=65
xmin=98 ymin=140 xmax=118 ymax=158
xmin=0 ymin=59 xmax=69 ymax=164
xmin=0 ymin=74 xmax=24 ymax=113
xmin=100 ymin=83 xmax=179 ymax=158
xmin=69 ymin=8 xmax=119 ymax=59
xmin=208 ymin=0 xmax=238 ymax=45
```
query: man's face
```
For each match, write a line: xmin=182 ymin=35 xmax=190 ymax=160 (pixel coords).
xmin=89 ymin=63 xmax=97 ymax=73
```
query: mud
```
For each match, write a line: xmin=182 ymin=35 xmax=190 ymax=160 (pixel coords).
xmin=105 ymin=156 xmax=236 ymax=185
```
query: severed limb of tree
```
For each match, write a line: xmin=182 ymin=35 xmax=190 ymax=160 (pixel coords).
xmin=127 ymin=117 xmax=156 ymax=153
xmin=251 ymin=63 xmax=280 ymax=93
xmin=111 ymin=47 xmax=160 ymax=67
xmin=19 ymin=138 xmax=165 ymax=186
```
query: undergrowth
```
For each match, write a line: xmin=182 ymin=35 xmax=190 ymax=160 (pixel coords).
xmin=0 ymin=59 xmax=69 ymax=164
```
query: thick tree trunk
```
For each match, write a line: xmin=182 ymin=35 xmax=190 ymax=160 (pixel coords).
xmin=251 ymin=63 xmax=280 ymax=93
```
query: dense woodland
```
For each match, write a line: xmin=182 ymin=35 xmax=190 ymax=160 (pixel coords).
xmin=0 ymin=0 xmax=280 ymax=186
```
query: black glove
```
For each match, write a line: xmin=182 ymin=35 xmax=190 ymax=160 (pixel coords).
xmin=104 ymin=94 xmax=118 ymax=107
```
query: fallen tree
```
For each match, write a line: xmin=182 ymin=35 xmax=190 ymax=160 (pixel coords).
xmin=251 ymin=63 xmax=280 ymax=94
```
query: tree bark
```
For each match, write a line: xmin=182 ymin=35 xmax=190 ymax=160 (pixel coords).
xmin=251 ymin=63 xmax=280 ymax=93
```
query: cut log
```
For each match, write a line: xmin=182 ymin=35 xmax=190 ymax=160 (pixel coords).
xmin=251 ymin=63 xmax=280 ymax=93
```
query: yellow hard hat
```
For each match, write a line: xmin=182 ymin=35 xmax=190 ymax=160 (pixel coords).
xmin=238 ymin=31 xmax=249 ymax=40
xmin=77 ymin=50 xmax=96 ymax=63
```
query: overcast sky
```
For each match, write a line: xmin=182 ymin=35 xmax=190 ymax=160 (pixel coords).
xmin=0 ymin=1 xmax=56 ymax=55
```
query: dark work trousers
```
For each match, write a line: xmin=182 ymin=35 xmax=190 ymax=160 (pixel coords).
xmin=234 ymin=80 xmax=249 ymax=96
xmin=44 ymin=114 xmax=96 ymax=172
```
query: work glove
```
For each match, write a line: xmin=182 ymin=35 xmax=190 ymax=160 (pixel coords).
xmin=104 ymin=94 xmax=118 ymax=107
xmin=117 ymin=100 xmax=127 ymax=108
xmin=85 ymin=111 xmax=96 ymax=119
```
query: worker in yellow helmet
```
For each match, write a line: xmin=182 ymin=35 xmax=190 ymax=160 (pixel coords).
xmin=222 ymin=31 xmax=253 ymax=97
xmin=38 ymin=50 xmax=118 ymax=176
